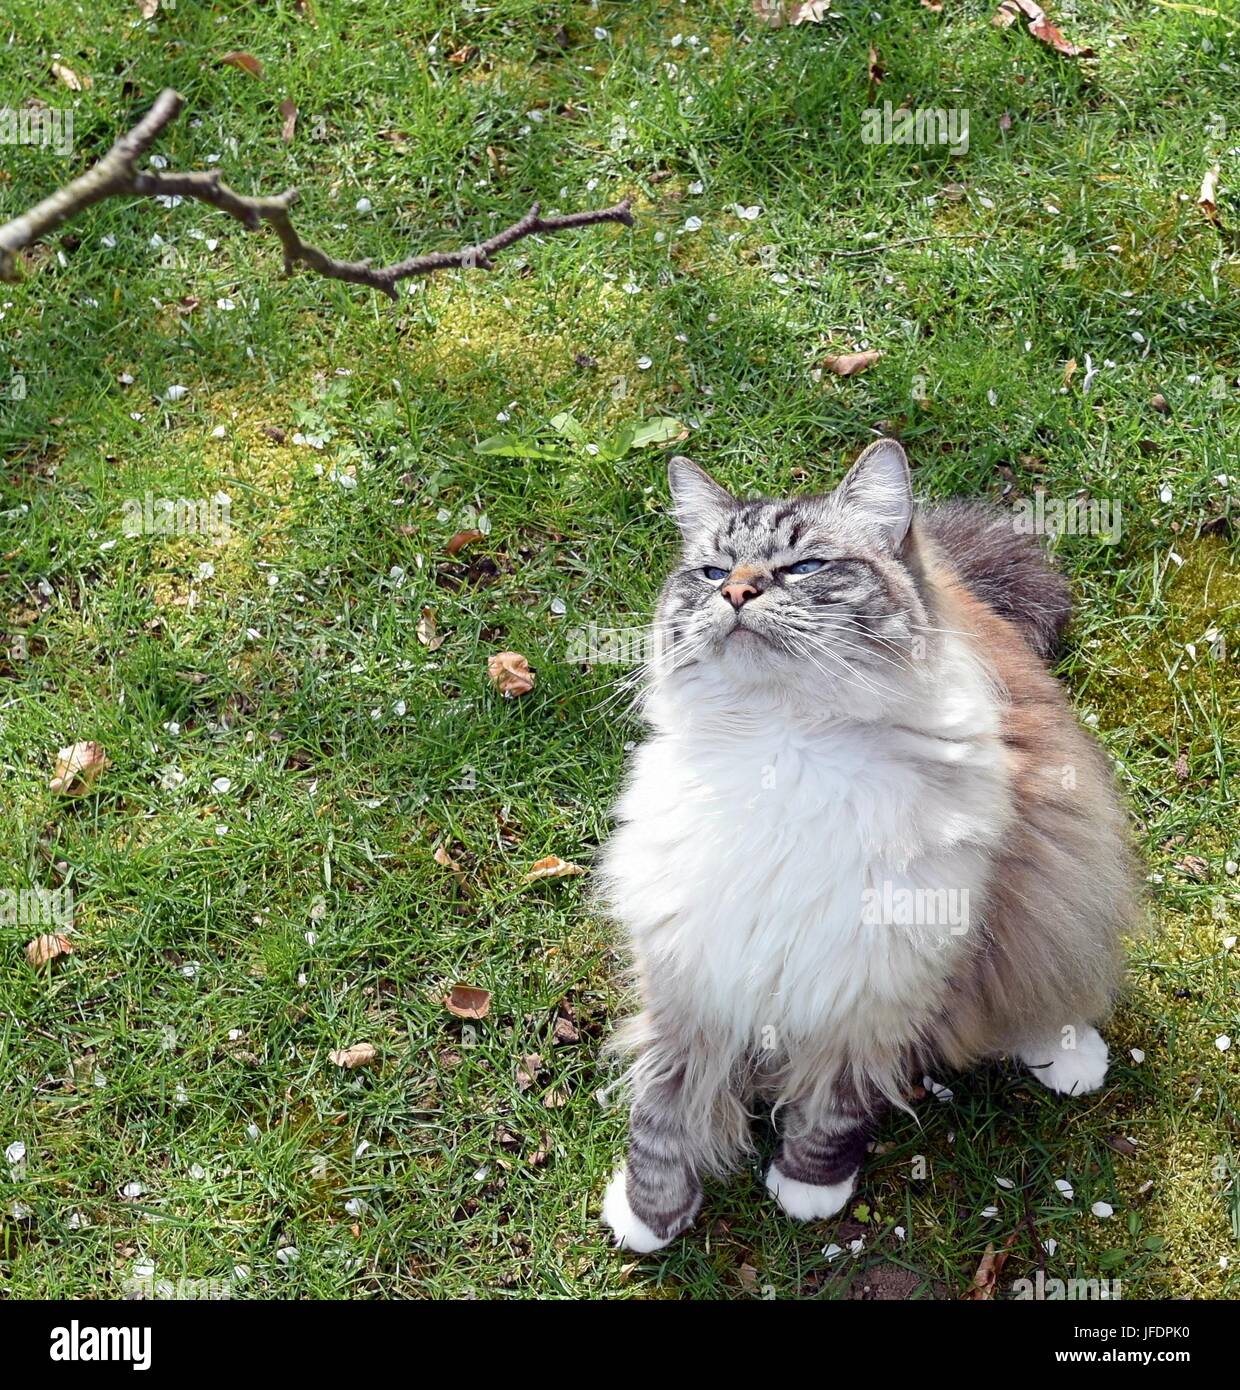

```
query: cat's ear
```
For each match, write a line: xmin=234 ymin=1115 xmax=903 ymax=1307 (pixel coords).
xmin=667 ymin=455 xmax=733 ymax=538
xmin=835 ymin=438 xmax=913 ymax=550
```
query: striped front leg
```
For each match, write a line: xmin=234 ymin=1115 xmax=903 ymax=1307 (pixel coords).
xmin=601 ymin=1068 xmax=706 ymax=1253
xmin=766 ymin=1102 xmax=875 ymax=1222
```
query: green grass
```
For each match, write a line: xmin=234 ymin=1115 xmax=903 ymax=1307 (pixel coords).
xmin=1 ymin=0 xmax=1238 ymax=1299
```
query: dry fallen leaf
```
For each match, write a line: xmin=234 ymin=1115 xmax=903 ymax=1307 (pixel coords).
xmin=443 ymin=983 xmax=491 ymax=1020
xmin=516 ymin=1053 xmax=543 ymax=1090
xmin=445 ymin=528 xmax=484 ymax=557
xmin=1199 ymin=166 xmax=1221 ymax=223
xmin=220 ymin=51 xmax=265 ymax=79
xmin=279 ymin=98 xmax=298 ymax=144
xmin=51 ymin=62 xmax=90 ymax=91
xmin=49 ymin=741 xmax=111 ymax=795
xmin=992 ymin=0 xmax=1093 ymax=58
xmin=552 ymin=1014 xmax=579 ymax=1046
xmin=139 ymin=0 xmax=160 ymax=16
xmin=433 ymin=843 xmax=468 ymax=891
xmin=963 ymin=1232 xmax=1018 ymax=1299
xmin=329 ymin=1042 xmax=377 ymax=1069
xmin=867 ymin=45 xmax=884 ymax=86
xmin=1063 ymin=357 xmax=1078 ymax=388
xmin=823 ymin=349 xmax=882 ymax=378
xmin=487 ymin=651 xmax=535 ymax=697
xmin=26 ymin=933 xmax=74 ymax=968
xmin=417 ymin=606 xmax=445 ymax=651
xmin=523 ymin=855 xmax=585 ymax=883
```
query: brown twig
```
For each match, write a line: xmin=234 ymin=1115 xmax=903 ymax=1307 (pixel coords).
xmin=0 ymin=88 xmax=635 ymax=298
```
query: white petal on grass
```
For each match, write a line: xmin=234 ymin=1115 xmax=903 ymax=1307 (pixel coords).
xmin=1216 ymin=1034 xmax=1232 ymax=1051
xmin=1159 ymin=483 xmax=1174 ymax=504
xmin=996 ymin=1177 xmax=1015 ymax=1189
xmin=1055 ymin=1178 xmax=1075 ymax=1200
xmin=981 ymin=1205 xmax=999 ymax=1218
xmin=212 ymin=777 xmax=232 ymax=794
xmin=163 ymin=384 xmax=188 ymax=402
xmin=4 ymin=1142 xmax=26 ymax=1166
xmin=1130 ymin=1048 xmax=1145 ymax=1063
xmin=1042 ymin=1237 xmax=1058 ymax=1256
xmin=823 ymin=1243 xmax=844 ymax=1260
xmin=120 ymin=1181 xmax=144 ymax=1199
xmin=682 ymin=216 xmax=702 ymax=232
xmin=1091 ymin=1201 xmax=1114 ymax=1219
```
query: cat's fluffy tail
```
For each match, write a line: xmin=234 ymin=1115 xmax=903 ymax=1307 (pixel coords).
xmin=917 ymin=501 xmax=1072 ymax=660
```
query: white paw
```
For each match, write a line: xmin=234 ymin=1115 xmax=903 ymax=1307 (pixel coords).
xmin=765 ymin=1163 xmax=856 ymax=1222
xmin=601 ymin=1168 xmax=674 ymax=1253
xmin=1018 ymin=1024 xmax=1109 ymax=1096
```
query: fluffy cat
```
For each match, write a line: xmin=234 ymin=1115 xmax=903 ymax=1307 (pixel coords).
xmin=597 ymin=440 xmax=1138 ymax=1252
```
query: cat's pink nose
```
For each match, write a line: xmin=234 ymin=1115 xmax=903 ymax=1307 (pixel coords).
xmin=722 ymin=579 xmax=760 ymax=609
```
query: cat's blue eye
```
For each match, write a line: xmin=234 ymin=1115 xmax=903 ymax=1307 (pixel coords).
xmin=785 ymin=559 xmax=826 ymax=576
xmin=702 ymin=566 xmax=729 ymax=581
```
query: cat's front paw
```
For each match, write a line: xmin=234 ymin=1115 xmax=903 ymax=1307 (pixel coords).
xmin=765 ymin=1163 xmax=856 ymax=1221
xmin=1018 ymin=1024 xmax=1109 ymax=1096
xmin=601 ymin=1168 xmax=675 ymax=1253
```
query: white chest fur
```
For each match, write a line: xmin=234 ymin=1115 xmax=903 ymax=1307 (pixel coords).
xmin=600 ymin=649 xmax=1013 ymax=1062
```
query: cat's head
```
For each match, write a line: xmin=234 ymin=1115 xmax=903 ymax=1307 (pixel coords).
xmin=653 ymin=439 xmax=932 ymax=710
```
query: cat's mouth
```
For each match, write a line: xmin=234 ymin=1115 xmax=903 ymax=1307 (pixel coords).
xmin=725 ymin=620 xmax=771 ymax=647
